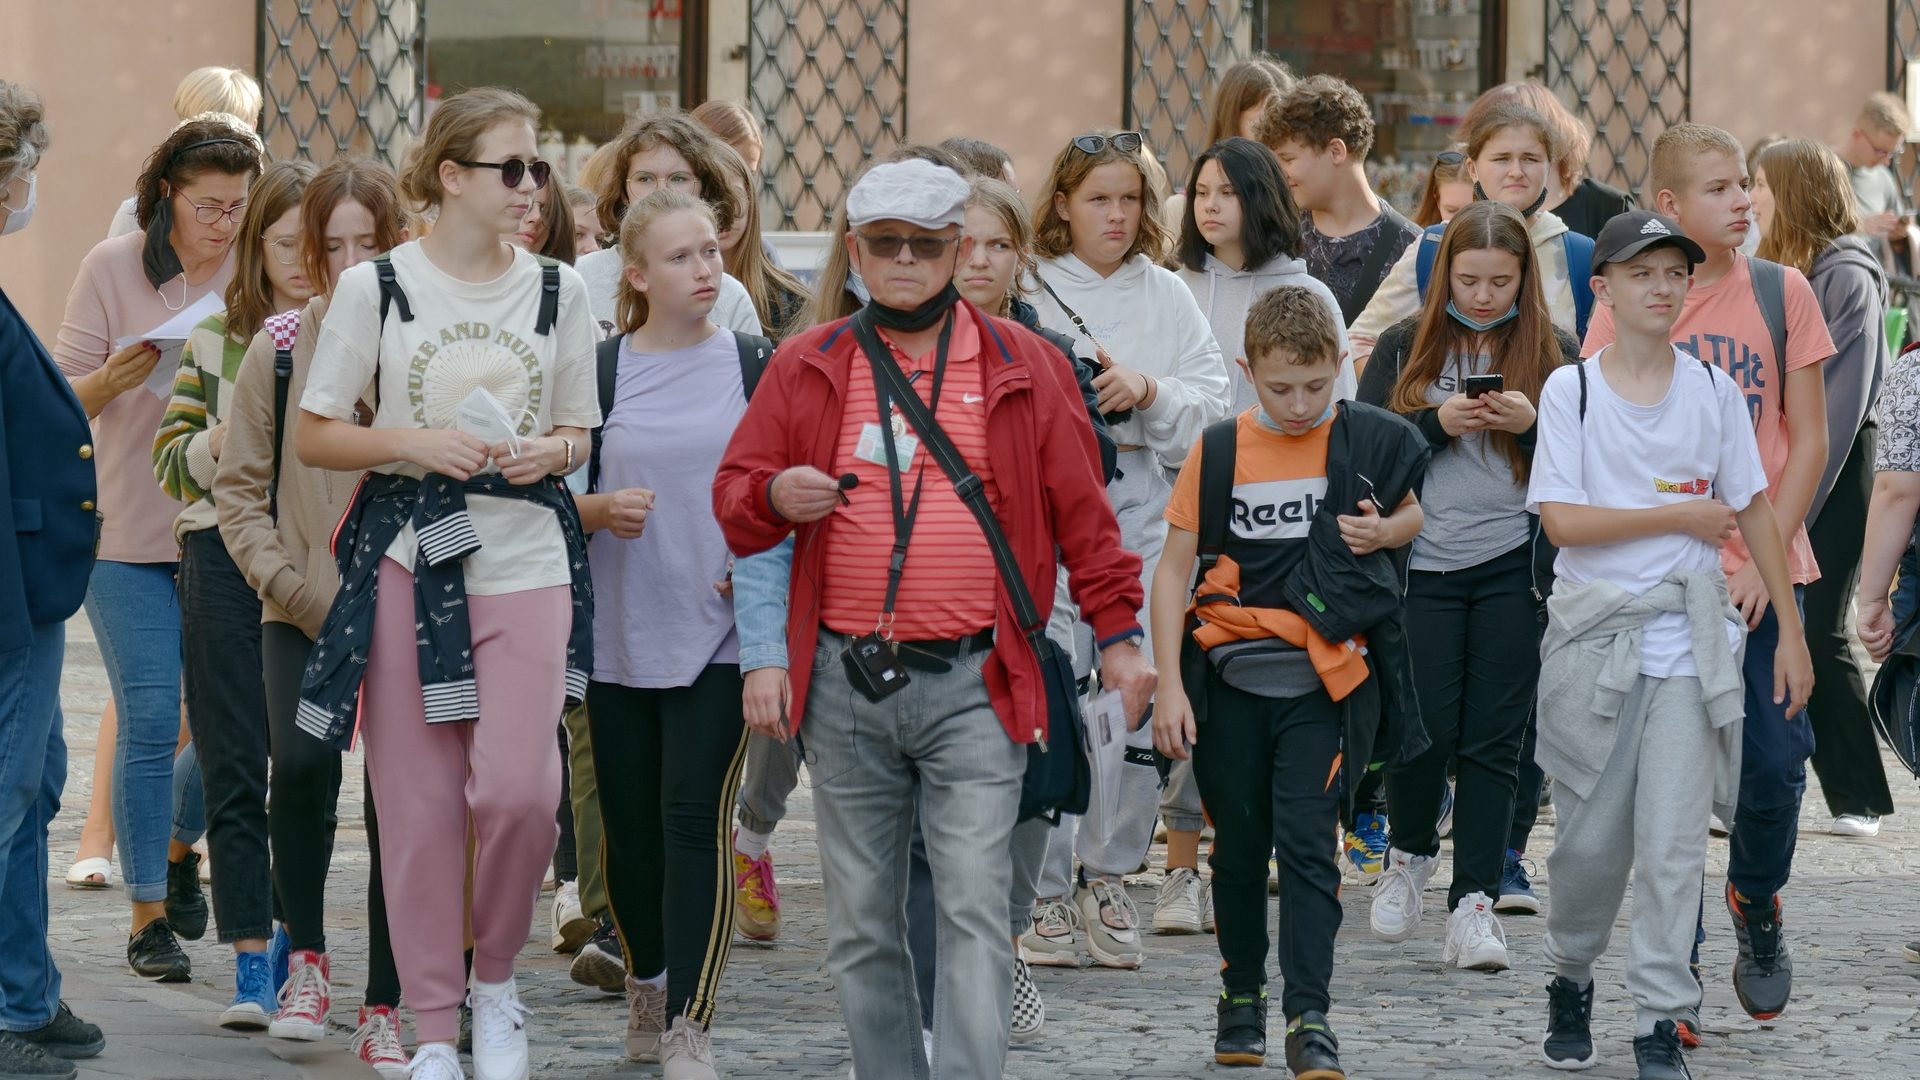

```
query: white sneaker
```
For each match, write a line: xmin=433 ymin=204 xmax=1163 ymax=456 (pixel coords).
xmin=1443 ymin=892 xmax=1510 ymax=971
xmin=1831 ymin=814 xmax=1881 ymax=837
xmin=624 ymin=975 xmax=667 ymax=1063
xmin=1010 ymin=959 xmax=1044 ymax=1039
xmin=468 ymin=976 xmax=530 ymax=1080
xmin=550 ymin=880 xmax=593 ymax=953
xmin=407 ymin=1043 xmax=464 ymax=1080
xmin=1369 ymin=848 xmax=1438 ymax=942
xmin=1152 ymin=867 xmax=1204 ymax=934
xmin=1200 ymin=880 xmax=1216 ymax=933
xmin=1709 ymin=813 xmax=1730 ymax=837
xmin=1018 ymin=898 xmax=1081 ymax=968
xmin=1074 ymin=878 xmax=1144 ymax=968
xmin=660 ymin=1015 xmax=718 ymax=1080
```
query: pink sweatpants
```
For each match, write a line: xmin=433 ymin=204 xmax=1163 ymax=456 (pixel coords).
xmin=361 ymin=557 xmax=568 ymax=1042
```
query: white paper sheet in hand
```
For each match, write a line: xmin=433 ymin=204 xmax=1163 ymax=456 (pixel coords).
xmin=455 ymin=387 xmax=522 ymax=475
xmin=1084 ymin=690 xmax=1128 ymax=827
xmin=113 ymin=290 xmax=225 ymax=402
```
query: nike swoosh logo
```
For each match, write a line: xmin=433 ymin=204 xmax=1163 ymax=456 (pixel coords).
xmin=963 ymin=393 xmax=985 ymax=404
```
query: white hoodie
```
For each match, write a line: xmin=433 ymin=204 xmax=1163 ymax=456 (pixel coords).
xmin=1177 ymin=252 xmax=1356 ymax=412
xmin=1348 ymin=207 xmax=1579 ymax=362
xmin=575 ymin=246 xmax=762 ymax=339
xmin=1032 ymin=253 xmax=1231 ymax=468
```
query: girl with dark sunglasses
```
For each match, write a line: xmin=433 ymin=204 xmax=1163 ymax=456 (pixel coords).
xmin=291 ymin=87 xmax=601 ymax=1080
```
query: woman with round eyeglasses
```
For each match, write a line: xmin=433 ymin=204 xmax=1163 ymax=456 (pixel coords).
xmin=573 ymin=112 xmax=762 ymax=339
xmin=55 ymin=113 xmax=261 ymax=984
xmin=151 ymin=159 xmax=315 ymax=1027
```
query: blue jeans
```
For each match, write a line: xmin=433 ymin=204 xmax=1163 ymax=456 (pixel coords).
xmin=85 ymin=560 xmax=182 ymax=904
xmin=1893 ymin=545 xmax=1920 ymax=630
xmin=1727 ymin=587 xmax=1813 ymax=900
xmin=802 ymin=628 xmax=1025 ymax=1080
xmin=0 ymin=623 xmax=67 ymax=1030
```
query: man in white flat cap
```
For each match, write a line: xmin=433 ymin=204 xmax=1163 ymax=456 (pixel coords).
xmin=715 ymin=154 xmax=1154 ymax=1078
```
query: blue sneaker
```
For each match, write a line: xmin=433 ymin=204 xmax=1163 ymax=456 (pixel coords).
xmin=1494 ymin=849 xmax=1542 ymax=915
xmin=1343 ymin=813 xmax=1389 ymax=878
xmin=267 ymin=923 xmax=290 ymax=1001
xmin=220 ymin=952 xmax=275 ymax=1031
xmin=1436 ymin=782 xmax=1456 ymax=839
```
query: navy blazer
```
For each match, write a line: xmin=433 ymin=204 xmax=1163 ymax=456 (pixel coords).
xmin=1 ymin=284 xmax=97 ymax=652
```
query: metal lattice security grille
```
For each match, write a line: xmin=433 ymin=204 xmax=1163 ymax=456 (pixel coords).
xmin=1544 ymin=0 xmax=1690 ymax=201
xmin=257 ymin=0 xmax=428 ymax=167
xmin=1126 ymin=0 xmax=1264 ymax=190
xmin=1890 ymin=0 xmax=1920 ymax=202
xmin=747 ymin=0 xmax=907 ymax=231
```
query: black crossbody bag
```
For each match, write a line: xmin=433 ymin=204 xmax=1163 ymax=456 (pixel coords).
xmin=849 ymin=309 xmax=1091 ymax=823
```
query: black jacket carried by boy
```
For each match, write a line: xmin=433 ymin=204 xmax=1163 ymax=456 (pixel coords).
xmin=1185 ymin=400 xmax=1431 ymax=816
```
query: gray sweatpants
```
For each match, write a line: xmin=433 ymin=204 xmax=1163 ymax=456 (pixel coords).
xmin=1038 ymin=449 xmax=1169 ymax=891
xmin=1542 ymin=673 xmax=1720 ymax=1036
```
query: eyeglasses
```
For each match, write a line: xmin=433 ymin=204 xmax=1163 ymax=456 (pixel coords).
xmin=455 ymin=157 xmax=552 ymax=190
xmin=179 ymin=195 xmax=248 ymax=226
xmin=1862 ymin=128 xmax=1906 ymax=164
xmin=1435 ymin=150 xmax=1466 ymax=166
xmin=855 ymin=232 xmax=959 ymax=260
xmin=264 ymin=236 xmax=302 ymax=265
xmin=1071 ymin=131 xmax=1143 ymax=156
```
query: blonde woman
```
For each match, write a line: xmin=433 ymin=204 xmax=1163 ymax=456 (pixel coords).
xmin=1753 ymin=138 xmax=1896 ymax=836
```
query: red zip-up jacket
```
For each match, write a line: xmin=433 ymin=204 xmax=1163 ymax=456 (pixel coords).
xmin=713 ymin=301 xmax=1144 ymax=744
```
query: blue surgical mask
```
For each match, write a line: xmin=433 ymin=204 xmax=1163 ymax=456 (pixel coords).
xmin=1446 ymin=300 xmax=1520 ymax=333
xmin=1255 ymin=401 xmax=1335 ymax=436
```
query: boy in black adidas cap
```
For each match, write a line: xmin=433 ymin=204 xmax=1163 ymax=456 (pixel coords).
xmin=1527 ymin=210 xmax=1811 ymax=1080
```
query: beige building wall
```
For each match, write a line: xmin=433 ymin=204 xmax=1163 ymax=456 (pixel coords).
xmin=906 ymin=0 xmax=1126 ymax=194
xmin=0 ymin=0 xmax=254 ymax=340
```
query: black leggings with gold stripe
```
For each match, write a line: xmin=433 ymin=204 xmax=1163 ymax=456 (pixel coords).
xmin=586 ymin=664 xmax=749 ymax=1026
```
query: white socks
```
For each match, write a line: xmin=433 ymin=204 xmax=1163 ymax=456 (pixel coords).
xmin=735 ymin=826 xmax=773 ymax=861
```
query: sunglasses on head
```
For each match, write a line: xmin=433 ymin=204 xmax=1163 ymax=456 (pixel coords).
xmin=1435 ymin=150 xmax=1466 ymax=166
xmin=1071 ymin=131 xmax=1143 ymax=156
xmin=455 ymin=157 xmax=552 ymax=190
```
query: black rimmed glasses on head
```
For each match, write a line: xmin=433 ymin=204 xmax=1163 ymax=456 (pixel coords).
xmin=179 ymin=195 xmax=248 ymax=226
xmin=455 ymin=157 xmax=552 ymax=190
xmin=1071 ymin=131 xmax=1143 ymax=156
xmin=855 ymin=232 xmax=959 ymax=260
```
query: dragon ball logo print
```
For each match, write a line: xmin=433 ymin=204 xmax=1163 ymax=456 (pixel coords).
xmin=1653 ymin=477 xmax=1710 ymax=495
xmin=405 ymin=320 xmax=547 ymax=434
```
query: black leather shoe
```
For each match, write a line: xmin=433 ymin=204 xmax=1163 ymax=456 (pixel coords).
xmin=1213 ymin=992 xmax=1266 ymax=1067
xmin=15 ymin=1004 xmax=103 ymax=1060
xmin=0 ymin=1032 xmax=76 ymax=1078
xmin=127 ymin=918 xmax=191 ymax=983
xmin=165 ymin=852 xmax=208 ymax=941
xmin=1284 ymin=1011 xmax=1345 ymax=1079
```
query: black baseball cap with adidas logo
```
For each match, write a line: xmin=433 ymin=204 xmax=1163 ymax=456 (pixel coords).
xmin=1591 ymin=210 xmax=1708 ymax=269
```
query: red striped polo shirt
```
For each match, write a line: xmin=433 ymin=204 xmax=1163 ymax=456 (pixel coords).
xmin=819 ymin=315 xmax=1001 ymax=639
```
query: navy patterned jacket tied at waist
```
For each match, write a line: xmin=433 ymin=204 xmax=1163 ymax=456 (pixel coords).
xmin=296 ymin=470 xmax=594 ymax=751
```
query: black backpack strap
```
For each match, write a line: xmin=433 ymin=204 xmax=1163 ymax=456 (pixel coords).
xmin=536 ymin=259 xmax=562 ymax=336
xmin=1749 ymin=257 xmax=1789 ymax=414
xmin=588 ymin=336 xmax=621 ymax=495
xmin=1576 ymin=358 xmax=1588 ymax=421
xmin=734 ymin=331 xmax=774 ymax=400
xmin=373 ymin=254 xmax=412 ymax=325
xmin=1194 ymin=417 xmax=1238 ymax=588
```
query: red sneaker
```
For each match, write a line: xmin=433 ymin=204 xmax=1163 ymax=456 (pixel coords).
xmin=351 ymin=1004 xmax=409 ymax=1079
xmin=268 ymin=950 xmax=330 ymax=1041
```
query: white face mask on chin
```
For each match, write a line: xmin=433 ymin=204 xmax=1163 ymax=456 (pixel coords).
xmin=0 ymin=173 xmax=35 ymax=237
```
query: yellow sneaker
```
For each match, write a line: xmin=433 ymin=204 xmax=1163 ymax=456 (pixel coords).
xmin=732 ymin=831 xmax=780 ymax=942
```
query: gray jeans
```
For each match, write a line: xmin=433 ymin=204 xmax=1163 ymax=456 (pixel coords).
xmin=804 ymin=628 xmax=1025 ymax=1080
xmin=736 ymin=731 xmax=801 ymax=836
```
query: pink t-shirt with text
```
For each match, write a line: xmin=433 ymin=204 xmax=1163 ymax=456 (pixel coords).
xmin=1582 ymin=253 xmax=1835 ymax=583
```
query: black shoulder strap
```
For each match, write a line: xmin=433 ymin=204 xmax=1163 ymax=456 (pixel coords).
xmin=734 ymin=330 xmax=774 ymax=400
xmin=536 ymin=259 xmax=561 ymax=336
xmin=589 ymin=336 xmax=622 ymax=495
xmin=1194 ymin=417 xmax=1238 ymax=589
xmin=373 ymin=254 xmax=412 ymax=325
xmin=1347 ymin=203 xmax=1415 ymax=320
xmin=849 ymin=309 xmax=1044 ymax=637
xmin=1749 ymin=256 xmax=1788 ymax=414
xmin=270 ymin=344 xmax=293 ymax=520
xmin=1578 ymin=353 xmax=1712 ymax=422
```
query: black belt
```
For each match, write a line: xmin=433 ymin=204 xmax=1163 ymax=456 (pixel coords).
xmin=894 ymin=629 xmax=995 ymax=672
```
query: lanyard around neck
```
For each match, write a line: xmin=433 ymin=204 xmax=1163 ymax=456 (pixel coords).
xmin=870 ymin=312 xmax=954 ymax=633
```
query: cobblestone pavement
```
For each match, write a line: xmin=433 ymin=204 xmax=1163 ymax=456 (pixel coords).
xmin=42 ymin=614 xmax=1920 ymax=1078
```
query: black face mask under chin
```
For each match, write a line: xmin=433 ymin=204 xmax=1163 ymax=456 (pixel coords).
xmin=1473 ymin=180 xmax=1549 ymax=219
xmin=865 ymin=282 xmax=962 ymax=332
xmin=141 ymin=198 xmax=185 ymax=290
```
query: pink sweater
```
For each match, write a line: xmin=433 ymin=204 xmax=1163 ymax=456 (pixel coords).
xmin=55 ymin=231 xmax=235 ymax=564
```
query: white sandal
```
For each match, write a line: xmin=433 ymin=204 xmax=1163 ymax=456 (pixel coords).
xmin=65 ymin=856 xmax=113 ymax=890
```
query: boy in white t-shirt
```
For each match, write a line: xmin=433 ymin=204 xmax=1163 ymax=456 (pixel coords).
xmin=1527 ymin=212 xmax=1811 ymax=1080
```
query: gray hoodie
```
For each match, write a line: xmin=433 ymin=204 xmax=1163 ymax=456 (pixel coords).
xmin=1807 ymin=235 xmax=1890 ymax=522
xmin=1536 ymin=572 xmax=1746 ymax=824
xmin=1177 ymin=253 xmax=1356 ymax=411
